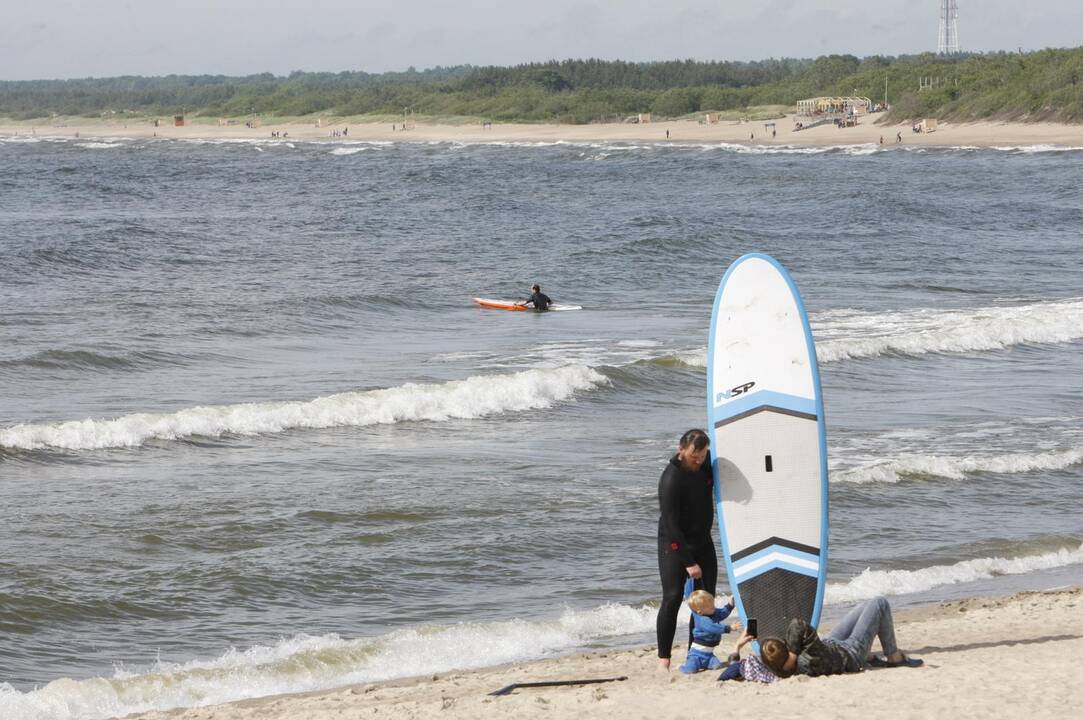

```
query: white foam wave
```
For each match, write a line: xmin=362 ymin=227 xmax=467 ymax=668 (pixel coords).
xmin=991 ymin=144 xmax=1083 ymax=153
xmin=833 ymin=446 xmax=1083 ymax=484
xmin=815 ymin=297 xmax=1083 ymax=362
xmin=677 ymin=298 xmax=1083 ymax=367
xmin=0 ymin=365 xmax=608 ymax=451
xmin=329 ymin=146 xmax=368 ymax=156
xmin=826 ymin=544 xmax=1083 ymax=604
xmin=75 ymin=142 xmax=123 ymax=149
xmin=0 ymin=602 xmax=656 ymax=720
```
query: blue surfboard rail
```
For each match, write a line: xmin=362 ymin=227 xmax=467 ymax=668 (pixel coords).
xmin=707 ymin=253 xmax=829 ymax=635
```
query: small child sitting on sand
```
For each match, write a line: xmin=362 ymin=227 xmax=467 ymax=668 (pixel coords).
xmin=679 ymin=589 xmax=738 ymax=673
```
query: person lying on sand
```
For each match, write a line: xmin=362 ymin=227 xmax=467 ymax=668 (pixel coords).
xmin=759 ymin=596 xmax=923 ymax=678
xmin=717 ymin=627 xmax=778 ymax=683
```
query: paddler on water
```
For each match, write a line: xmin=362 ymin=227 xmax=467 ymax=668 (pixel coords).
xmin=517 ymin=284 xmax=552 ymax=312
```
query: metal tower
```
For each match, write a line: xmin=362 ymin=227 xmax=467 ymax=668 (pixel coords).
xmin=937 ymin=0 xmax=960 ymax=55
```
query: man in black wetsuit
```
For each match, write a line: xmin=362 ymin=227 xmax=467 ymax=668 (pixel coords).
xmin=520 ymin=284 xmax=552 ymax=312
xmin=656 ymin=429 xmax=717 ymax=669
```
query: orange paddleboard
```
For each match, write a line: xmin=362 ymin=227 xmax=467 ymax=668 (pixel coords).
xmin=473 ymin=297 xmax=527 ymax=311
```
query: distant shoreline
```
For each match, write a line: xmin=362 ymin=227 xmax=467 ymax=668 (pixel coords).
xmin=5 ymin=115 xmax=1083 ymax=148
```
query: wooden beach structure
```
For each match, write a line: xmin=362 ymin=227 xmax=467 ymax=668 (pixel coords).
xmin=794 ymin=96 xmax=873 ymax=130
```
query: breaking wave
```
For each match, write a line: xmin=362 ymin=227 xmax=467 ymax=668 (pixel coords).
xmin=832 ymin=445 xmax=1083 ymax=484
xmin=677 ymin=297 xmax=1083 ymax=367
xmin=826 ymin=543 xmax=1083 ymax=604
xmin=0 ymin=365 xmax=608 ymax=452
xmin=0 ymin=602 xmax=655 ymax=720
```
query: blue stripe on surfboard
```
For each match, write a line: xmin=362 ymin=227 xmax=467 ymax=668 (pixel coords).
xmin=711 ymin=389 xmax=817 ymax=423
xmin=734 ymin=557 xmax=822 ymax=580
xmin=731 ymin=544 xmax=821 ymax=572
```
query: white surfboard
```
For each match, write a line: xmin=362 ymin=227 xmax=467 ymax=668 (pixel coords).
xmin=708 ymin=253 xmax=828 ymax=642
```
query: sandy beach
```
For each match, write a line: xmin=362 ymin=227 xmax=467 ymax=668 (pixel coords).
xmin=4 ymin=115 xmax=1083 ymax=147
xmin=123 ymin=587 xmax=1083 ymax=720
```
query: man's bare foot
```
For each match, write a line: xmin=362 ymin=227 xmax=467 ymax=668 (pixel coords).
xmin=658 ymin=658 xmax=671 ymax=670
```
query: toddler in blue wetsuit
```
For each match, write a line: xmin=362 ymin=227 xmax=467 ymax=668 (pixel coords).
xmin=679 ymin=588 xmax=738 ymax=673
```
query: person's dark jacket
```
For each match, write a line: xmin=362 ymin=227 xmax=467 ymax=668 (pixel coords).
xmin=657 ymin=452 xmax=713 ymax=567
xmin=526 ymin=291 xmax=551 ymax=311
xmin=784 ymin=618 xmax=858 ymax=677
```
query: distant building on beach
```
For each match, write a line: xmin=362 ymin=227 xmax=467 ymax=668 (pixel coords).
xmin=794 ymin=97 xmax=873 ymax=129
xmin=173 ymin=115 xmax=186 ymax=127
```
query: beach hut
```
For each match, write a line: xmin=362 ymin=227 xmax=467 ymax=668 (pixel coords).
xmin=921 ymin=118 xmax=938 ymax=133
xmin=704 ymin=112 xmax=719 ymax=125
xmin=638 ymin=113 xmax=652 ymax=124
xmin=173 ymin=115 xmax=185 ymax=127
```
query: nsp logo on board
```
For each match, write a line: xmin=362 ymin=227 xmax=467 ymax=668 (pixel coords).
xmin=715 ymin=381 xmax=755 ymax=405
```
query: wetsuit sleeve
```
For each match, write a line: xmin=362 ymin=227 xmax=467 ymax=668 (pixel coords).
xmin=784 ymin=618 xmax=817 ymax=655
xmin=658 ymin=469 xmax=694 ymax=566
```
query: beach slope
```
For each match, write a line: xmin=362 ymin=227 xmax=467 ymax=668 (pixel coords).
xmin=128 ymin=587 xmax=1083 ymax=720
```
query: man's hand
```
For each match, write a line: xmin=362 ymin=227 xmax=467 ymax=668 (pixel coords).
xmin=685 ymin=564 xmax=702 ymax=579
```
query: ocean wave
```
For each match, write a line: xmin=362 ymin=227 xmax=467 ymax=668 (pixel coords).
xmin=832 ymin=445 xmax=1083 ymax=484
xmin=0 ymin=365 xmax=608 ymax=451
xmin=814 ymin=297 xmax=1083 ymax=362
xmin=328 ymin=146 xmax=369 ymax=156
xmin=825 ymin=543 xmax=1083 ymax=604
xmin=990 ymin=144 xmax=1083 ymax=154
xmin=75 ymin=142 xmax=123 ymax=149
xmin=677 ymin=297 xmax=1083 ymax=367
xmin=0 ymin=349 xmax=193 ymax=373
xmin=0 ymin=602 xmax=656 ymax=720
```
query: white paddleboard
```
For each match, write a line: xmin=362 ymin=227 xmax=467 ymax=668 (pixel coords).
xmin=708 ymin=253 xmax=828 ymax=642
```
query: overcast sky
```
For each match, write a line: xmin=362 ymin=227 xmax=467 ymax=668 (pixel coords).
xmin=2 ymin=1 xmax=1081 ymax=80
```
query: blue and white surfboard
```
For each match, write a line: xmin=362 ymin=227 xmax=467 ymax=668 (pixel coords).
xmin=708 ymin=253 xmax=828 ymax=642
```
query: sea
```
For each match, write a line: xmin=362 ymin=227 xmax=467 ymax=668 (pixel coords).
xmin=2 ymin=134 xmax=1082 ymax=719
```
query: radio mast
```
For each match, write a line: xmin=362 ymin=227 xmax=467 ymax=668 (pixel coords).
xmin=937 ymin=0 xmax=960 ymax=55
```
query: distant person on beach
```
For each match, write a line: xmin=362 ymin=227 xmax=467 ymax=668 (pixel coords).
xmin=759 ymin=596 xmax=922 ymax=678
xmin=518 ymin=284 xmax=551 ymax=312
xmin=896 ymin=132 xmax=902 ymax=143
xmin=679 ymin=589 xmax=738 ymax=673
xmin=656 ymin=429 xmax=716 ymax=669
xmin=666 ymin=130 xmax=670 ymax=139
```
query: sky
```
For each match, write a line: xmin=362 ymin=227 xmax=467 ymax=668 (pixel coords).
xmin=1 ymin=1 xmax=1081 ymax=80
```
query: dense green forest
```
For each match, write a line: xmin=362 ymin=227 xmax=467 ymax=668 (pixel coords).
xmin=2 ymin=48 xmax=1082 ymax=123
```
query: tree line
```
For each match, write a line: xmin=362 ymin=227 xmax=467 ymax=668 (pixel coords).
xmin=2 ymin=49 xmax=1081 ymax=123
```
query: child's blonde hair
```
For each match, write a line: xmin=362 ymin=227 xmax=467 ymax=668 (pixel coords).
xmin=687 ymin=589 xmax=715 ymax=615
